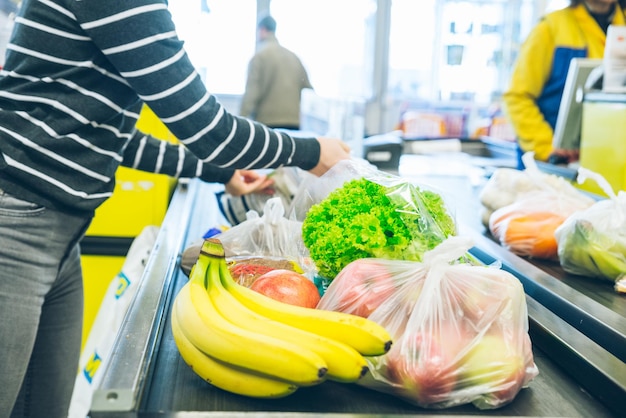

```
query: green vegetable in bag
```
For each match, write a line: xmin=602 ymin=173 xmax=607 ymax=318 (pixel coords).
xmin=302 ymin=177 xmax=456 ymax=280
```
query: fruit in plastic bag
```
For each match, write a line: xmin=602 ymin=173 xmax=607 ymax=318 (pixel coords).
xmin=319 ymin=236 xmax=538 ymax=410
xmin=490 ymin=210 xmax=566 ymax=259
xmin=479 ymin=153 xmax=595 ymax=226
xmin=488 ymin=186 xmax=592 ymax=260
xmin=228 ymin=257 xmax=303 ymax=287
xmin=557 ymin=219 xmax=626 ymax=281
xmin=555 ymin=168 xmax=626 ymax=289
xmin=457 ymin=333 xmax=527 ymax=409
xmin=325 ymin=259 xmax=396 ymax=318
xmin=386 ymin=325 xmax=468 ymax=406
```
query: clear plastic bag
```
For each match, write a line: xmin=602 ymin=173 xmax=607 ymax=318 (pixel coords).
xmin=180 ymin=197 xmax=313 ymax=286
xmin=555 ymin=168 xmax=626 ymax=292
xmin=479 ymin=152 xmax=595 ymax=226
xmin=218 ymin=197 xmax=303 ymax=259
xmin=317 ymin=236 xmax=538 ymax=410
xmin=219 ymin=197 xmax=315 ymax=284
xmin=487 ymin=153 xmax=595 ymax=260
xmin=487 ymin=190 xmax=591 ymax=260
xmin=295 ymin=158 xmax=457 ymax=282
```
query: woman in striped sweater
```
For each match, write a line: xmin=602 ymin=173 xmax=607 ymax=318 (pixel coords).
xmin=0 ymin=1 xmax=350 ymax=416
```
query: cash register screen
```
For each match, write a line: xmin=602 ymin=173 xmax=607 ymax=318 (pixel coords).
xmin=552 ymin=58 xmax=602 ymax=150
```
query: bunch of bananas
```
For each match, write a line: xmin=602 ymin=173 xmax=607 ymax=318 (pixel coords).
xmin=558 ymin=219 xmax=626 ymax=282
xmin=171 ymin=238 xmax=393 ymax=398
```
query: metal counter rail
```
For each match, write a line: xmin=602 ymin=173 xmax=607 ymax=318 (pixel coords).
xmin=90 ymin=179 xmax=198 ymax=413
xmin=91 ymin=180 xmax=620 ymax=417
xmin=461 ymin=224 xmax=626 ymax=362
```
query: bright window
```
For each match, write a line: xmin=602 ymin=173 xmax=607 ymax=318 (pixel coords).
xmin=168 ymin=0 xmax=257 ymax=94
xmin=388 ymin=0 xmax=536 ymax=105
xmin=169 ymin=0 xmax=377 ymax=98
xmin=388 ymin=0 xmax=438 ymax=100
xmin=270 ymin=0 xmax=376 ymax=98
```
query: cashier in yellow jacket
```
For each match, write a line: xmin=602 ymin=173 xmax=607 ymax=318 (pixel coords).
xmin=503 ymin=0 xmax=626 ymax=167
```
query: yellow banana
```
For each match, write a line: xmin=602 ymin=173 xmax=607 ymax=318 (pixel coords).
xmin=586 ymin=243 xmax=626 ymax=280
xmin=559 ymin=222 xmax=600 ymax=276
xmin=170 ymin=297 xmax=298 ymax=398
xmin=560 ymin=219 xmax=626 ymax=281
xmin=587 ymin=224 xmax=626 ymax=279
xmin=200 ymin=239 xmax=393 ymax=357
xmin=209 ymin=259 xmax=368 ymax=383
xmin=177 ymin=256 xmax=328 ymax=386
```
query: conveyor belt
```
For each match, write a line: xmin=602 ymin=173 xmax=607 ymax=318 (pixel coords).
xmin=135 ymin=268 xmax=617 ymax=417
xmin=90 ymin=180 xmax=624 ymax=418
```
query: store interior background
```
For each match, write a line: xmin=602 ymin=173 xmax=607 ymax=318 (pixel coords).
xmin=170 ymin=0 xmax=568 ymax=140
xmin=0 ymin=0 xmax=569 ymax=140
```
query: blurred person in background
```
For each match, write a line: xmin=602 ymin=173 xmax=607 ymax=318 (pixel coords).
xmin=503 ymin=0 xmax=625 ymax=168
xmin=240 ymin=15 xmax=313 ymax=130
xmin=0 ymin=1 xmax=350 ymax=417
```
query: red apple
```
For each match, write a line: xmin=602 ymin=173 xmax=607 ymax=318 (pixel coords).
xmin=385 ymin=325 xmax=469 ymax=406
xmin=250 ymin=269 xmax=321 ymax=308
xmin=321 ymin=259 xmax=395 ymax=317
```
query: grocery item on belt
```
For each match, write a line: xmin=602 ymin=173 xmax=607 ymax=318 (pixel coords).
xmin=479 ymin=152 xmax=595 ymax=226
xmin=318 ymin=236 xmax=538 ymax=410
xmin=171 ymin=239 xmax=393 ymax=398
xmin=302 ymin=165 xmax=456 ymax=281
xmin=556 ymin=168 xmax=626 ymax=293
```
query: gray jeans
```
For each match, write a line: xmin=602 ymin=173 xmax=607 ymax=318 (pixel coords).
xmin=0 ymin=188 xmax=91 ymax=418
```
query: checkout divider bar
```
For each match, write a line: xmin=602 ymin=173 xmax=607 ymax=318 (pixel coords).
xmin=90 ymin=179 xmax=196 ymax=414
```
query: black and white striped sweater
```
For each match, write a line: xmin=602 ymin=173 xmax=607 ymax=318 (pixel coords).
xmin=0 ymin=0 xmax=319 ymax=216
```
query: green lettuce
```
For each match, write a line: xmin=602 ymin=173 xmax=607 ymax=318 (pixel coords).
xmin=302 ymin=177 xmax=456 ymax=280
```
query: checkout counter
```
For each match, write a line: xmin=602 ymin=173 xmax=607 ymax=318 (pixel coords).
xmin=86 ymin=159 xmax=625 ymax=417
xmin=84 ymin=71 xmax=626 ymax=417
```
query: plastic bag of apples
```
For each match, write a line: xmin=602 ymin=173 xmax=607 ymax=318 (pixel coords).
xmin=317 ymin=235 xmax=539 ymax=410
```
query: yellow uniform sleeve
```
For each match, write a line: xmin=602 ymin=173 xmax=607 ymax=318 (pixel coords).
xmin=502 ymin=19 xmax=557 ymax=162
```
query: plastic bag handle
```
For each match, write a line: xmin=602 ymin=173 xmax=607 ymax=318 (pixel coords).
xmin=521 ymin=152 xmax=552 ymax=191
xmin=576 ymin=167 xmax=617 ymax=200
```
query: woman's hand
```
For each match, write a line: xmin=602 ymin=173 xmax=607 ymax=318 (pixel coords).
xmin=309 ymin=137 xmax=351 ymax=177
xmin=225 ymin=169 xmax=275 ymax=196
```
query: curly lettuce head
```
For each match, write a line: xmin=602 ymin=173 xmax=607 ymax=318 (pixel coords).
xmin=302 ymin=177 xmax=456 ymax=280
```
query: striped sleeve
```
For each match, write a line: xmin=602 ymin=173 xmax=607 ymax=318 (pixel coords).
xmin=69 ymin=0 xmax=320 ymax=171
xmin=122 ymin=130 xmax=235 ymax=184
xmin=0 ymin=0 xmax=319 ymax=214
